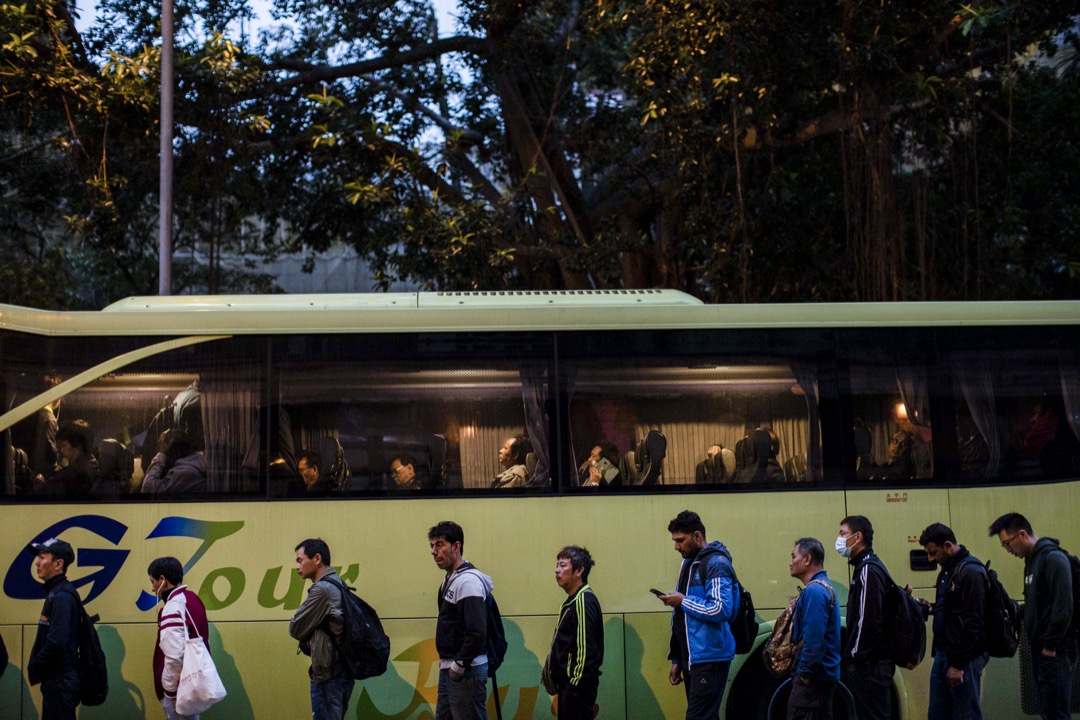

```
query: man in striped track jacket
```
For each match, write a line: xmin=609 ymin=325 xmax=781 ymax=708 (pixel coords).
xmin=551 ymin=545 xmax=604 ymax=720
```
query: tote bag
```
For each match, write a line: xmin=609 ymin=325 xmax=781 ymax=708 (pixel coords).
xmin=176 ymin=607 xmax=227 ymax=716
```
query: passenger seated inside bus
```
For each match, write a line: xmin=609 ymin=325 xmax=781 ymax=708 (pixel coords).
xmin=141 ymin=430 xmax=207 ymax=495
xmin=1022 ymin=396 xmax=1080 ymax=475
xmin=492 ymin=434 xmax=529 ymax=488
xmin=94 ymin=439 xmax=134 ymax=496
xmin=10 ymin=373 xmax=61 ymax=485
xmin=695 ymin=443 xmax=733 ymax=484
xmin=33 ymin=420 xmax=97 ymax=498
xmin=866 ymin=430 xmax=914 ymax=481
xmin=579 ymin=441 xmax=620 ymax=486
xmin=292 ymin=451 xmax=331 ymax=496
xmin=389 ymin=453 xmax=425 ymax=490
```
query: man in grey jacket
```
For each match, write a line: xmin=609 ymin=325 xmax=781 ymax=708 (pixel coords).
xmin=990 ymin=513 xmax=1076 ymax=720
xmin=289 ymin=538 xmax=350 ymax=720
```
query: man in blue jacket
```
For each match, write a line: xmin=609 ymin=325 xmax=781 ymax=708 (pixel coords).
xmin=788 ymin=537 xmax=841 ymax=720
xmin=658 ymin=510 xmax=739 ymax=720
xmin=27 ymin=537 xmax=82 ymax=720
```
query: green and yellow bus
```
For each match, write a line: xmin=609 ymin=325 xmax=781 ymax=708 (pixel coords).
xmin=1 ymin=291 xmax=1078 ymax=719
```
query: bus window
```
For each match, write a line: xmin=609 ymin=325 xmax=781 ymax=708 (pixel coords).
xmin=271 ymin=335 xmax=554 ymax=494
xmin=950 ymin=349 xmax=1080 ymax=481
xmin=849 ymin=364 xmax=933 ymax=483
xmin=565 ymin=358 xmax=822 ymax=488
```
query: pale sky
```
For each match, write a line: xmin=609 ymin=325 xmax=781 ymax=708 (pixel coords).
xmin=74 ymin=0 xmax=461 ymax=38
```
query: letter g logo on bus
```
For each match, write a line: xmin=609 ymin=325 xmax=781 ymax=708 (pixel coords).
xmin=4 ymin=514 xmax=130 ymax=604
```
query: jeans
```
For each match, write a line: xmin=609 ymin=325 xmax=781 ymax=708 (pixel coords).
xmin=786 ymin=675 xmax=836 ymax=720
xmin=682 ymin=661 xmax=731 ymax=720
xmin=41 ymin=671 xmax=79 ymax=720
xmin=436 ymin=663 xmax=488 ymax=720
xmin=163 ymin=694 xmax=200 ymax=720
xmin=843 ymin=659 xmax=894 ymax=720
xmin=928 ymin=651 xmax=986 ymax=720
xmin=558 ymin=677 xmax=599 ymax=720
xmin=1032 ymin=647 xmax=1077 ymax=720
xmin=310 ymin=669 xmax=354 ymax=720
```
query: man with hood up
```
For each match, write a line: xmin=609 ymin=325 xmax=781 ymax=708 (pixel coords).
xmin=658 ymin=510 xmax=740 ymax=720
xmin=429 ymin=520 xmax=494 ymax=720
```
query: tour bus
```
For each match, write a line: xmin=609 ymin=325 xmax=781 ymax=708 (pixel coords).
xmin=0 ymin=290 xmax=1078 ymax=720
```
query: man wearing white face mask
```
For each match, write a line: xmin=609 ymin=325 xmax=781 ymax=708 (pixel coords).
xmin=837 ymin=516 xmax=895 ymax=720
xmin=148 ymin=557 xmax=211 ymax=720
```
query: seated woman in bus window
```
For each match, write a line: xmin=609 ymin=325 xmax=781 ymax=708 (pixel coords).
xmin=32 ymin=420 xmax=97 ymax=498
xmin=580 ymin=441 xmax=619 ymax=486
xmin=867 ymin=430 xmax=914 ymax=481
xmin=492 ymin=434 xmax=529 ymax=488
xmin=141 ymin=429 xmax=207 ymax=495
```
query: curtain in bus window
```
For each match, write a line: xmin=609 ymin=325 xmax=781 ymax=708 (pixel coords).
xmin=1060 ymin=351 xmax=1080 ymax=443
xmin=520 ymin=363 xmax=550 ymax=487
xmin=460 ymin=423 xmax=522 ymax=489
xmin=202 ymin=374 xmax=258 ymax=492
xmin=634 ymin=420 xmax=747 ymax=485
xmin=896 ymin=370 xmax=930 ymax=427
xmin=790 ymin=361 xmax=821 ymax=482
xmin=952 ymin=356 xmax=1001 ymax=477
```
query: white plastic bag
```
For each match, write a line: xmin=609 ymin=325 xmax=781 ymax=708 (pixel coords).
xmin=175 ymin=608 xmax=227 ymax=716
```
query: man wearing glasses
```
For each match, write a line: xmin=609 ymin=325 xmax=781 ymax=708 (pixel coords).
xmin=390 ymin=455 xmax=422 ymax=490
xmin=990 ymin=513 xmax=1076 ymax=720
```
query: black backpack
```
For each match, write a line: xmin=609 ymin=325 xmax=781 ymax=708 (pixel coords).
xmin=1048 ymin=545 xmax=1080 ymax=641
xmin=324 ymin=576 xmax=391 ymax=680
xmin=58 ymin=587 xmax=108 ymax=706
xmin=964 ymin=558 xmax=1020 ymax=658
xmin=866 ymin=558 xmax=926 ymax=669
xmin=696 ymin=557 xmax=759 ymax=654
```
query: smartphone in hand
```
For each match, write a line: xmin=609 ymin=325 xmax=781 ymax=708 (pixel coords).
xmin=650 ymin=588 xmax=666 ymax=596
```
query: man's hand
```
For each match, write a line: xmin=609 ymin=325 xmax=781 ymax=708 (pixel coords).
xmin=1042 ymin=648 xmax=1057 ymax=658
xmin=669 ymin=664 xmax=683 ymax=686
xmin=660 ymin=591 xmax=684 ymax=608
xmin=946 ymin=666 xmax=965 ymax=688
xmin=449 ymin=661 xmax=465 ymax=679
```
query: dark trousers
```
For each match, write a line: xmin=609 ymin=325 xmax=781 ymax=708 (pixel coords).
xmin=558 ymin=677 xmax=598 ymax=720
xmin=1032 ymin=648 xmax=1077 ymax=720
xmin=843 ymin=659 xmax=894 ymax=720
xmin=41 ymin=671 xmax=79 ymax=720
xmin=786 ymin=675 xmax=836 ymax=720
xmin=682 ymin=661 xmax=731 ymax=720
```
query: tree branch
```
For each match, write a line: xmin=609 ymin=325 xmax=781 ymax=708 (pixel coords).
xmin=268 ymin=35 xmax=487 ymax=90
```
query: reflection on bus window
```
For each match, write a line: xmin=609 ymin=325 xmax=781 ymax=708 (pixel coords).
xmin=952 ymin=350 xmax=1080 ymax=481
xmin=850 ymin=365 xmax=933 ymax=482
xmin=567 ymin=360 xmax=822 ymax=488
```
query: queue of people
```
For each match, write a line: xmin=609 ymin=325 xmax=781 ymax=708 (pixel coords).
xmin=22 ymin=509 xmax=1075 ymax=720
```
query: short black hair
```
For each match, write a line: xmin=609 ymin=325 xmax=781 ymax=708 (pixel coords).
xmin=668 ymin=510 xmax=706 ymax=536
xmin=557 ymin=545 xmax=595 ymax=582
xmin=297 ymin=452 xmax=320 ymax=472
xmin=989 ymin=512 xmax=1033 ymax=537
xmin=147 ymin=556 xmax=184 ymax=585
xmin=841 ymin=515 xmax=874 ymax=547
xmin=56 ymin=420 xmax=93 ymax=453
xmin=392 ymin=453 xmax=417 ymax=469
xmin=295 ymin=538 xmax=331 ymax=566
xmin=919 ymin=523 xmax=957 ymax=547
xmin=428 ymin=521 xmax=464 ymax=551
xmin=794 ymin=537 xmax=825 ymax=566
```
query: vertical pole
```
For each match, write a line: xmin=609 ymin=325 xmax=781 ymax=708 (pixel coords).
xmin=158 ymin=0 xmax=174 ymax=296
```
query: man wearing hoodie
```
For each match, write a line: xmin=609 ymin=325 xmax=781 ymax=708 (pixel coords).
xmin=658 ymin=510 xmax=739 ymax=720
xmin=289 ymin=538 xmax=351 ymax=720
xmin=990 ymin=513 xmax=1076 ymax=720
xmin=429 ymin=520 xmax=493 ymax=720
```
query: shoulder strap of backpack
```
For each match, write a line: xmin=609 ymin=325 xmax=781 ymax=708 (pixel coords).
xmin=807 ymin=578 xmax=836 ymax=612
xmin=695 ymin=554 xmax=737 ymax=594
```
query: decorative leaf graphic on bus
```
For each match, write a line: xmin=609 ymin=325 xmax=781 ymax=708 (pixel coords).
xmin=135 ymin=516 xmax=245 ymax=610
xmin=3 ymin=514 xmax=129 ymax=603
xmin=355 ymin=635 xmax=539 ymax=719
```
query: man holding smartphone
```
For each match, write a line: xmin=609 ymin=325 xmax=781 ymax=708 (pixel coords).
xmin=657 ymin=510 xmax=739 ymax=720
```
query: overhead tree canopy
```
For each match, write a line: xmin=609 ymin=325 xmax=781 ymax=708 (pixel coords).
xmin=1 ymin=0 xmax=1078 ymax=308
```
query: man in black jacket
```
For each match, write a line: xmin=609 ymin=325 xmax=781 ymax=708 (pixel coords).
xmin=837 ymin=515 xmax=894 ymax=720
xmin=990 ymin=512 xmax=1075 ymax=720
xmin=26 ymin=537 xmax=81 ymax=720
xmin=429 ymin=521 xmax=492 ymax=720
xmin=918 ymin=523 xmax=988 ymax=720
xmin=549 ymin=545 xmax=603 ymax=720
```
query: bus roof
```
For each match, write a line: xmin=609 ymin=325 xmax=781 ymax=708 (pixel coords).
xmin=0 ymin=292 xmax=1076 ymax=336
